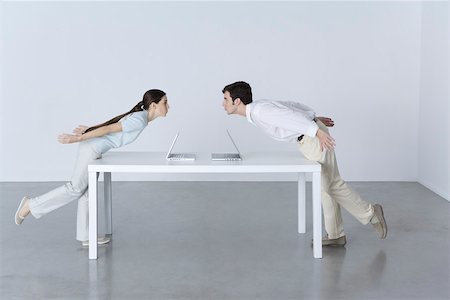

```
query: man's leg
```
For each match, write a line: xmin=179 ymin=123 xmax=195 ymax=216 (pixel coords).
xmin=321 ymin=191 xmax=345 ymax=239
xmin=298 ymin=128 xmax=345 ymax=240
xmin=322 ymin=136 xmax=374 ymax=225
xmin=327 ymin=153 xmax=387 ymax=238
xmin=329 ymin=177 xmax=373 ymax=225
xmin=320 ymin=159 xmax=345 ymax=239
xmin=301 ymin=120 xmax=386 ymax=239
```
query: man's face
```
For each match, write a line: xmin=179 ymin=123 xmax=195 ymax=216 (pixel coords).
xmin=222 ymin=91 xmax=238 ymax=115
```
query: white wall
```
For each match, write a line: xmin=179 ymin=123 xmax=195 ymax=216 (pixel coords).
xmin=0 ymin=2 xmax=422 ymax=182
xmin=418 ymin=1 xmax=449 ymax=200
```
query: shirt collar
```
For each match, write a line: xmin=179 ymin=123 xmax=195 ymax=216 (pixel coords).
xmin=246 ymin=103 xmax=254 ymax=124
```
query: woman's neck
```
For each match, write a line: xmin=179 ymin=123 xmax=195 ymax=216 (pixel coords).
xmin=147 ymin=109 xmax=158 ymax=122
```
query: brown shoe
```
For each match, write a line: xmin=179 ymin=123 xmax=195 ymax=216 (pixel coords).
xmin=312 ymin=235 xmax=347 ymax=247
xmin=372 ymin=204 xmax=387 ymax=239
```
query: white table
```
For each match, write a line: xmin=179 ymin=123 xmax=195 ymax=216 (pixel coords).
xmin=88 ymin=151 xmax=322 ymax=259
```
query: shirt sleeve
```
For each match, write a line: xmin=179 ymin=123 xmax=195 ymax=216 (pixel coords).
xmin=256 ymin=102 xmax=319 ymax=138
xmin=120 ymin=112 xmax=147 ymax=133
xmin=279 ymin=101 xmax=316 ymax=120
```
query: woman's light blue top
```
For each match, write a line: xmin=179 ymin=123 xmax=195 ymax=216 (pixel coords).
xmin=87 ymin=110 xmax=148 ymax=154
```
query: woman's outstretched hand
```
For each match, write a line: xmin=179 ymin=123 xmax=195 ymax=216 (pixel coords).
xmin=316 ymin=129 xmax=336 ymax=151
xmin=73 ymin=125 xmax=89 ymax=135
xmin=58 ymin=133 xmax=81 ymax=144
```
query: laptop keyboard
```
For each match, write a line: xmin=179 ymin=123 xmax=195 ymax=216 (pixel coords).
xmin=223 ymin=154 xmax=240 ymax=159
xmin=168 ymin=153 xmax=195 ymax=160
xmin=212 ymin=153 xmax=241 ymax=160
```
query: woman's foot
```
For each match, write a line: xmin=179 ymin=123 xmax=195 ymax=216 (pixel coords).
xmin=15 ymin=197 xmax=30 ymax=225
xmin=81 ymin=236 xmax=111 ymax=247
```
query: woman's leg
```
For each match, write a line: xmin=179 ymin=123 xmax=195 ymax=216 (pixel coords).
xmin=76 ymin=170 xmax=99 ymax=242
xmin=77 ymin=190 xmax=89 ymax=241
xmin=26 ymin=142 xmax=100 ymax=219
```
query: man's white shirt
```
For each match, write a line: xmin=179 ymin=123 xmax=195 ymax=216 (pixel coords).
xmin=245 ymin=100 xmax=319 ymax=143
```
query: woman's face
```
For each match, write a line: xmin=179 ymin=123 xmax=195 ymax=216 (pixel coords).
xmin=155 ymin=95 xmax=169 ymax=117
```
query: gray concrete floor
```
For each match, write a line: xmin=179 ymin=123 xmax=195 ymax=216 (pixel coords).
xmin=1 ymin=182 xmax=449 ymax=300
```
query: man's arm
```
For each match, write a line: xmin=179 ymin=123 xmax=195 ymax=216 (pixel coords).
xmin=256 ymin=103 xmax=336 ymax=151
xmin=314 ymin=117 xmax=336 ymax=150
xmin=316 ymin=129 xmax=336 ymax=151
xmin=315 ymin=116 xmax=334 ymax=127
xmin=258 ymin=103 xmax=319 ymax=138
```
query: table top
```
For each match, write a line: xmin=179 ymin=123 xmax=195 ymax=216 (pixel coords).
xmin=88 ymin=151 xmax=321 ymax=173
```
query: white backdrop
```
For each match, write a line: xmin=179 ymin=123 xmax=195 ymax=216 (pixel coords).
xmin=418 ymin=1 xmax=449 ymax=200
xmin=0 ymin=1 xmax=424 ymax=182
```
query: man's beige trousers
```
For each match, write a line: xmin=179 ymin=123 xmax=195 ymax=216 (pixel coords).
xmin=298 ymin=120 xmax=374 ymax=239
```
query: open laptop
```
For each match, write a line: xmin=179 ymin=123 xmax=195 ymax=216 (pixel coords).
xmin=166 ymin=132 xmax=196 ymax=161
xmin=211 ymin=130 xmax=242 ymax=161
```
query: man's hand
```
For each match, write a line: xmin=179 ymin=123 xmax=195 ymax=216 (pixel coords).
xmin=316 ymin=117 xmax=334 ymax=127
xmin=58 ymin=133 xmax=82 ymax=144
xmin=316 ymin=129 xmax=336 ymax=151
xmin=73 ymin=125 xmax=89 ymax=135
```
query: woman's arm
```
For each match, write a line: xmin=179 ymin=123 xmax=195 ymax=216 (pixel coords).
xmin=58 ymin=123 xmax=123 ymax=144
xmin=73 ymin=125 xmax=89 ymax=135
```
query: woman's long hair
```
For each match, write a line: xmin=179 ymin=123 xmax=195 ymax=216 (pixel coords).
xmin=84 ymin=89 xmax=166 ymax=133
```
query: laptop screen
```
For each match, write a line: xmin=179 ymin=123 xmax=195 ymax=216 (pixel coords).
xmin=166 ymin=132 xmax=179 ymax=158
xmin=227 ymin=129 xmax=241 ymax=155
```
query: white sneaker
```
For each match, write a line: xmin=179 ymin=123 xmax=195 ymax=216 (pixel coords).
xmin=15 ymin=197 xmax=29 ymax=225
xmin=81 ymin=236 xmax=111 ymax=247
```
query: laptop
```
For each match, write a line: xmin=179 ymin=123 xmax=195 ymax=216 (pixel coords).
xmin=166 ymin=132 xmax=196 ymax=161
xmin=211 ymin=130 xmax=242 ymax=161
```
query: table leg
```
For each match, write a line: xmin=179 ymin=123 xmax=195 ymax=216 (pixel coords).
xmin=104 ymin=172 xmax=112 ymax=235
xmin=298 ymin=173 xmax=306 ymax=234
xmin=89 ymin=171 xmax=98 ymax=260
xmin=312 ymin=171 xmax=322 ymax=259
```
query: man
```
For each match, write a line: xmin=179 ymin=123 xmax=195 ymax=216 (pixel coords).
xmin=221 ymin=81 xmax=387 ymax=246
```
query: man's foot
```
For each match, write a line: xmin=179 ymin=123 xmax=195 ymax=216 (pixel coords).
xmin=81 ymin=236 xmax=111 ymax=247
xmin=312 ymin=235 xmax=347 ymax=247
xmin=15 ymin=197 xmax=30 ymax=225
xmin=371 ymin=204 xmax=387 ymax=239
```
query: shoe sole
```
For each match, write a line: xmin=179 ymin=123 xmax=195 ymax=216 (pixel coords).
xmin=323 ymin=243 xmax=346 ymax=247
xmin=82 ymin=238 xmax=111 ymax=247
xmin=311 ymin=242 xmax=346 ymax=247
xmin=323 ymin=241 xmax=346 ymax=247
xmin=323 ymin=238 xmax=347 ymax=247
xmin=374 ymin=204 xmax=387 ymax=239
xmin=14 ymin=197 xmax=28 ymax=225
xmin=311 ymin=236 xmax=347 ymax=247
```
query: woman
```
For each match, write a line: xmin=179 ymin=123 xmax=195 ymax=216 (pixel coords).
xmin=15 ymin=89 xmax=169 ymax=246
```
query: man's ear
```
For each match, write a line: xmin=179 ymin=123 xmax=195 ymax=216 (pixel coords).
xmin=233 ymin=98 xmax=241 ymax=105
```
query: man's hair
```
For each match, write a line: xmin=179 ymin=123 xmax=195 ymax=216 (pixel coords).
xmin=222 ymin=81 xmax=253 ymax=105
